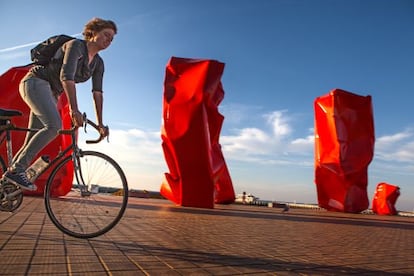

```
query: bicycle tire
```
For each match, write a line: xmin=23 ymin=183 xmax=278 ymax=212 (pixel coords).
xmin=44 ymin=151 xmax=128 ymax=238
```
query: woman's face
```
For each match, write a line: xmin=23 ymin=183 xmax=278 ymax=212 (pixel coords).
xmin=92 ymin=28 xmax=115 ymax=50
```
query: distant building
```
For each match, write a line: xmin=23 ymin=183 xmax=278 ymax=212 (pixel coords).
xmin=235 ymin=193 xmax=258 ymax=204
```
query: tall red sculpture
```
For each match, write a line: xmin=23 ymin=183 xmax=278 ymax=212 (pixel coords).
xmin=372 ymin=182 xmax=400 ymax=215
xmin=314 ymin=89 xmax=375 ymax=213
xmin=160 ymin=57 xmax=235 ymax=208
xmin=0 ymin=66 xmax=73 ymax=196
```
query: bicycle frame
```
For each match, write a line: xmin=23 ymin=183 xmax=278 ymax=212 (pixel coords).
xmin=0 ymin=122 xmax=37 ymax=169
xmin=0 ymin=116 xmax=105 ymax=192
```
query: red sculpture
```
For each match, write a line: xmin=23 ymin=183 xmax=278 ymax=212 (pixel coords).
xmin=372 ymin=183 xmax=400 ymax=215
xmin=0 ymin=66 xmax=73 ymax=196
xmin=160 ymin=57 xmax=235 ymax=208
xmin=314 ymin=89 xmax=375 ymax=213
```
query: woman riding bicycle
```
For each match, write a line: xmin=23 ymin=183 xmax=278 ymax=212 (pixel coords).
xmin=3 ymin=17 xmax=116 ymax=191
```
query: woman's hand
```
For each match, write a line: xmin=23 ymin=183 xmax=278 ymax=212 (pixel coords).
xmin=70 ymin=110 xmax=84 ymax=127
xmin=98 ymin=125 xmax=109 ymax=138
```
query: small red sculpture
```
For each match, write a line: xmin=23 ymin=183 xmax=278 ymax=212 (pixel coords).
xmin=372 ymin=183 xmax=400 ymax=215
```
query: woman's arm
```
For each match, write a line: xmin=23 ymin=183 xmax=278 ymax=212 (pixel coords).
xmin=60 ymin=40 xmax=85 ymax=127
xmin=62 ymin=80 xmax=83 ymax=127
xmin=93 ymin=90 xmax=103 ymax=125
xmin=92 ymin=90 xmax=108 ymax=137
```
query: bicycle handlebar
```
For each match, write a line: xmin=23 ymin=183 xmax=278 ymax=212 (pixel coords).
xmin=84 ymin=118 xmax=109 ymax=144
xmin=58 ymin=113 xmax=109 ymax=144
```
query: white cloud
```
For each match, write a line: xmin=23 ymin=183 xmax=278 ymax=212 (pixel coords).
xmin=220 ymin=107 xmax=414 ymax=176
xmin=80 ymin=128 xmax=163 ymax=165
xmin=78 ymin=128 xmax=166 ymax=191
xmin=220 ymin=127 xmax=272 ymax=159
xmin=221 ymin=109 xmax=313 ymax=164
xmin=375 ymin=130 xmax=412 ymax=147
xmin=374 ymin=129 xmax=414 ymax=163
xmin=265 ymin=110 xmax=291 ymax=138
xmin=219 ymin=103 xmax=263 ymax=125
xmin=289 ymin=134 xmax=315 ymax=154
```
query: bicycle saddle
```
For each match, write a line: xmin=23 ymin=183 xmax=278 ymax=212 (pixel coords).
xmin=0 ymin=108 xmax=22 ymax=119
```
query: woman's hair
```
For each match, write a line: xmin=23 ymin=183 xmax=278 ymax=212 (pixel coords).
xmin=83 ymin=18 xmax=117 ymax=40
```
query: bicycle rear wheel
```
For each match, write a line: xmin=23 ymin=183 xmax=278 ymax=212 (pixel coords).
xmin=44 ymin=151 xmax=128 ymax=238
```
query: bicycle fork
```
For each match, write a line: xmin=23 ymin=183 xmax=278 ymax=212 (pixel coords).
xmin=72 ymin=150 xmax=91 ymax=197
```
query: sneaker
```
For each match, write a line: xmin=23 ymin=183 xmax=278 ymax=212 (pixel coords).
xmin=3 ymin=171 xmax=37 ymax=191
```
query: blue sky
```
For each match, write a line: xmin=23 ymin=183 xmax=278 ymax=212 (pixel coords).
xmin=1 ymin=0 xmax=413 ymax=211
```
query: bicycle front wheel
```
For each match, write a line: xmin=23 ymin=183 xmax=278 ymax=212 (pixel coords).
xmin=44 ymin=151 xmax=128 ymax=239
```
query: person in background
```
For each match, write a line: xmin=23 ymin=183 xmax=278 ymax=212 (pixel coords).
xmin=3 ymin=17 xmax=116 ymax=190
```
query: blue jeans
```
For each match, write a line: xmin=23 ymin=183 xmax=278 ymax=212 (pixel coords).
xmin=12 ymin=74 xmax=62 ymax=171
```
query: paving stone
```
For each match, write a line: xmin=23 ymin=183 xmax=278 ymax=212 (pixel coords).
xmin=0 ymin=196 xmax=413 ymax=275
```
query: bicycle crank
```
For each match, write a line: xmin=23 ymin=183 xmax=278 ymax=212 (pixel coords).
xmin=0 ymin=183 xmax=23 ymax=212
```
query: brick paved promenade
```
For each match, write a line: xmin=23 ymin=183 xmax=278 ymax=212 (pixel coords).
xmin=0 ymin=196 xmax=413 ymax=275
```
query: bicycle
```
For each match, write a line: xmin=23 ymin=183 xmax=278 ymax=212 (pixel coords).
xmin=0 ymin=108 xmax=128 ymax=239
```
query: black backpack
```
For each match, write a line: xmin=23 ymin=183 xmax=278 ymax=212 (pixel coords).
xmin=30 ymin=34 xmax=75 ymax=66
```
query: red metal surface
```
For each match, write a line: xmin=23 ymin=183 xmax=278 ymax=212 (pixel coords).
xmin=314 ymin=89 xmax=375 ymax=213
xmin=372 ymin=182 xmax=400 ymax=215
xmin=160 ymin=57 xmax=235 ymax=208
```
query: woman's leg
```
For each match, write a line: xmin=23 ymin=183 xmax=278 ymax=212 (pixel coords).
xmin=12 ymin=76 xmax=62 ymax=171
xmin=12 ymin=112 xmax=43 ymax=165
xmin=4 ymin=76 xmax=62 ymax=190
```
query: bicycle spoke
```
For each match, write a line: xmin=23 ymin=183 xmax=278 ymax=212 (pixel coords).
xmin=45 ymin=151 xmax=128 ymax=238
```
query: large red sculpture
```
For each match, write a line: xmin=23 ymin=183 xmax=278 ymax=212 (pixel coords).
xmin=0 ymin=66 xmax=73 ymax=196
xmin=372 ymin=182 xmax=400 ymax=215
xmin=314 ymin=89 xmax=375 ymax=213
xmin=160 ymin=57 xmax=235 ymax=208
